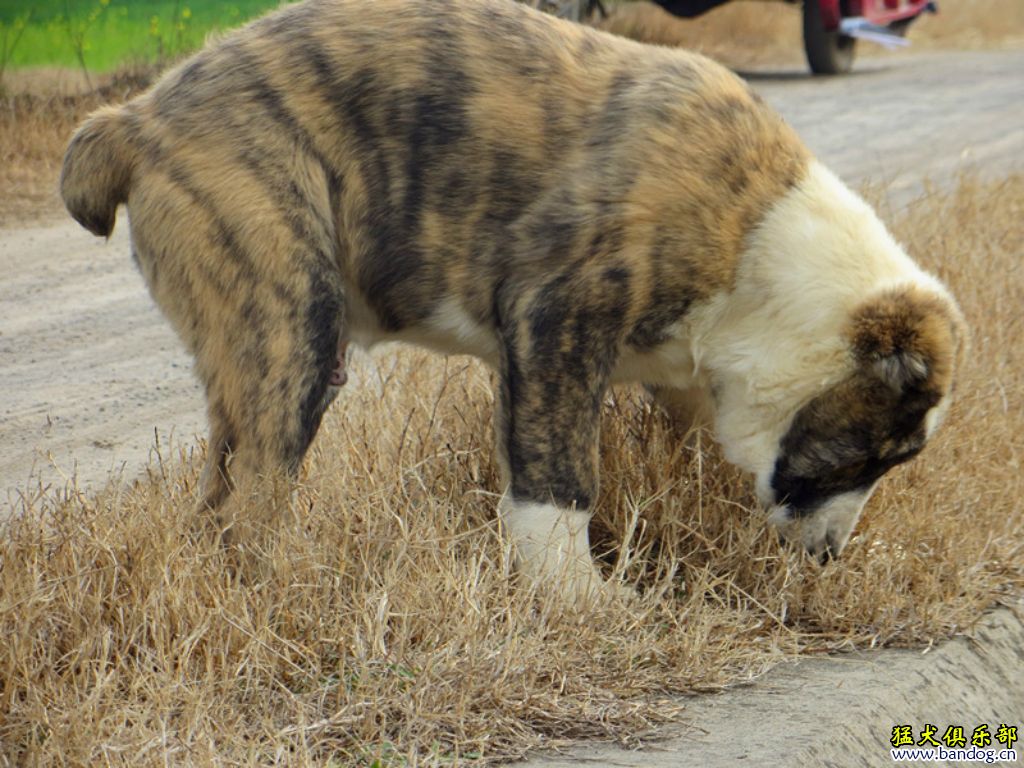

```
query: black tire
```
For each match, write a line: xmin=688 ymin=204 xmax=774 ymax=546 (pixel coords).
xmin=803 ymin=1 xmax=857 ymax=75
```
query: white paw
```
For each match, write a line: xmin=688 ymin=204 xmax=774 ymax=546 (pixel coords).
xmin=499 ymin=495 xmax=635 ymax=607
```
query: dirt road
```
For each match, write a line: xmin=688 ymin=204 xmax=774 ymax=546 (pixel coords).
xmin=2 ymin=49 xmax=1023 ymax=500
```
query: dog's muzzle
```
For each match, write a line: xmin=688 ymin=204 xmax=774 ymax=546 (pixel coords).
xmin=768 ymin=489 xmax=873 ymax=564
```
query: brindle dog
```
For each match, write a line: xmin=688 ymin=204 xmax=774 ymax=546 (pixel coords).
xmin=62 ymin=0 xmax=964 ymax=601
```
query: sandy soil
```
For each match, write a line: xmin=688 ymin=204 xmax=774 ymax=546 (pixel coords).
xmin=746 ymin=51 xmax=1024 ymax=203
xmin=0 ymin=222 xmax=204 ymax=502
xmin=520 ymin=603 xmax=1024 ymax=767
xmin=1 ymin=48 xmax=1022 ymax=767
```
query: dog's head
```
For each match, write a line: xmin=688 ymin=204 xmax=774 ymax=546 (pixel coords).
xmin=761 ymin=286 xmax=964 ymax=561
xmin=709 ymin=281 xmax=965 ymax=562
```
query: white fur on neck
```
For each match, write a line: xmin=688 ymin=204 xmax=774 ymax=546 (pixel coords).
xmin=690 ymin=161 xmax=953 ymax=487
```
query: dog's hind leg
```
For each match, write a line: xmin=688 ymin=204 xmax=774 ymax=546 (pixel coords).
xmin=193 ymin=262 xmax=346 ymax=541
xmin=127 ymin=177 xmax=345 ymax=540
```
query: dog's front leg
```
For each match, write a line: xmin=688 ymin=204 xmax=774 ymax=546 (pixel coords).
xmin=494 ymin=286 xmax=628 ymax=605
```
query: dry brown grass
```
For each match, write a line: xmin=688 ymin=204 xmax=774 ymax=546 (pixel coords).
xmin=2 ymin=173 xmax=1022 ymax=765
xmin=0 ymin=94 xmax=88 ymax=227
xmin=597 ymin=1 xmax=803 ymax=68
xmin=0 ymin=68 xmax=154 ymax=228
xmin=596 ymin=0 xmax=1024 ymax=66
xmin=907 ymin=0 xmax=1024 ymax=49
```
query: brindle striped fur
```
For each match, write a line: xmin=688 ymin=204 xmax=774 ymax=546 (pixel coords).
xmin=62 ymin=0 xmax=962 ymax=597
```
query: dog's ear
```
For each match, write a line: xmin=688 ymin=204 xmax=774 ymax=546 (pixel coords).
xmin=847 ymin=286 xmax=964 ymax=395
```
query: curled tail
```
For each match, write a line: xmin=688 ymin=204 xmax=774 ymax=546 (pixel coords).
xmin=60 ymin=105 xmax=136 ymax=238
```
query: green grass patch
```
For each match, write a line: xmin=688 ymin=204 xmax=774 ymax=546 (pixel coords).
xmin=0 ymin=0 xmax=290 ymax=73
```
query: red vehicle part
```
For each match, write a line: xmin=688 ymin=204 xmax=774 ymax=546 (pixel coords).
xmin=651 ymin=0 xmax=936 ymax=75
xmin=805 ymin=0 xmax=936 ymax=73
xmin=845 ymin=0 xmax=937 ymax=29
xmin=817 ymin=0 xmax=842 ymax=29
